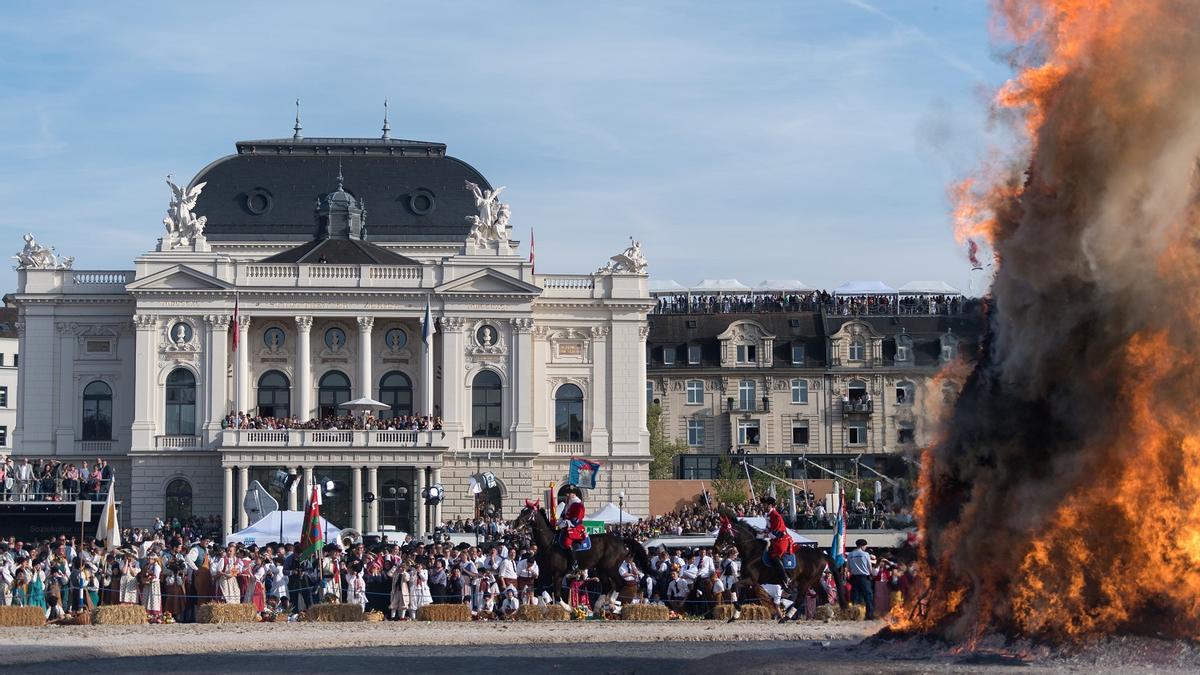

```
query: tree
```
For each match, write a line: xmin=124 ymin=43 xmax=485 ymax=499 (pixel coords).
xmin=647 ymin=403 xmax=688 ymax=480
xmin=710 ymin=456 xmax=749 ymax=506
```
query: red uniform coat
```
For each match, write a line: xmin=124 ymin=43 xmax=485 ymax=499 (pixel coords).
xmin=766 ymin=507 xmax=793 ymax=558
xmin=560 ymin=498 xmax=587 ymax=548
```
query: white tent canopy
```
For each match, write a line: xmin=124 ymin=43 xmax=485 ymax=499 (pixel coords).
xmin=648 ymin=279 xmax=687 ymax=293
xmin=339 ymin=397 xmax=391 ymax=412
xmin=590 ymin=502 xmax=641 ymax=524
xmin=834 ymin=281 xmax=897 ymax=295
xmin=752 ymin=280 xmax=815 ymax=293
xmin=898 ymin=280 xmax=962 ymax=295
xmin=738 ymin=516 xmax=818 ymax=545
xmin=225 ymin=511 xmax=342 ymax=546
xmin=690 ymin=279 xmax=752 ymax=293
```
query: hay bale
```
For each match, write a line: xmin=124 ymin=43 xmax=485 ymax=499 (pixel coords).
xmin=365 ymin=611 xmax=385 ymax=622
xmin=711 ymin=604 xmax=773 ymax=621
xmin=195 ymin=602 xmax=258 ymax=624
xmin=619 ymin=603 xmax=670 ymax=621
xmin=91 ymin=605 xmax=148 ymax=625
xmin=0 ymin=606 xmax=46 ymax=627
xmin=416 ymin=603 xmax=472 ymax=622
xmin=306 ymin=603 xmax=365 ymax=622
xmin=814 ymin=603 xmax=868 ymax=622
xmin=515 ymin=603 xmax=572 ymax=622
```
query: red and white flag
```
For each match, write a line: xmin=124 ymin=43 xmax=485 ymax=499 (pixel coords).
xmin=231 ymin=294 xmax=239 ymax=352
xmin=529 ymin=227 xmax=536 ymax=274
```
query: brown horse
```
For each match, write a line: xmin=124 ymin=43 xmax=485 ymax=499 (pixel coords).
xmin=715 ymin=511 xmax=847 ymax=622
xmin=515 ymin=500 xmax=653 ymax=608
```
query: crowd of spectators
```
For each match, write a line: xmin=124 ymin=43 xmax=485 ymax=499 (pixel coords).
xmin=222 ymin=413 xmax=444 ymax=432
xmin=652 ymin=290 xmax=967 ymax=317
xmin=0 ymin=455 xmax=115 ymax=502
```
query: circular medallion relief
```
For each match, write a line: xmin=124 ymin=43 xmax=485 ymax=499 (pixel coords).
xmin=385 ymin=328 xmax=408 ymax=351
xmin=170 ymin=322 xmax=193 ymax=344
xmin=263 ymin=327 xmax=286 ymax=350
xmin=475 ymin=324 xmax=498 ymax=348
xmin=324 ymin=327 xmax=346 ymax=351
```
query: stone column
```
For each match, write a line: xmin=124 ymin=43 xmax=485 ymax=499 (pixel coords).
xmin=204 ymin=315 xmax=231 ymax=438
xmin=237 ymin=465 xmax=249 ymax=530
xmin=367 ymin=466 xmax=379 ymax=532
xmin=287 ymin=467 xmax=299 ymax=511
xmin=132 ymin=314 xmax=160 ymax=451
xmin=431 ymin=466 xmax=442 ymax=529
xmin=590 ymin=326 xmax=610 ymax=454
xmin=420 ymin=318 xmax=434 ymax=416
xmin=295 ymin=316 xmax=313 ymax=420
xmin=54 ymin=322 xmax=77 ymax=451
xmin=531 ymin=326 xmax=549 ymax=453
xmin=439 ymin=318 xmax=466 ymax=435
xmin=357 ymin=316 xmax=374 ymax=400
xmin=415 ymin=465 xmax=427 ymax=537
xmin=511 ymin=319 xmax=535 ymax=450
xmin=223 ymin=466 xmax=234 ymax=536
xmin=351 ymin=465 xmax=363 ymax=532
xmin=235 ymin=315 xmax=251 ymax=414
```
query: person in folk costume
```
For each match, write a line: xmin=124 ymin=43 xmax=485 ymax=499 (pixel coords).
xmin=408 ymin=561 xmax=432 ymax=616
xmin=388 ymin=559 xmax=411 ymax=620
xmin=266 ymin=555 xmax=287 ymax=605
xmin=211 ymin=547 xmax=242 ymax=604
xmin=242 ymin=552 xmax=266 ymax=612
xmin=556 ymin=483 xmax=588 ymax=571
xmin=103 ymin=552 xmax=121 ymax=605
xmin=26 ymin=561 xmax=47 ymax=610
xmin=188 ymin=538 xmax=213 ymax=603
xmin=346 ymin=563 xmax=367 ymax=611
xmin=141 ymin=553 xmax=162 ymax=616
xmin=162 ymin=544 xmax=189 ymax=618
xmin=118 ymin=552 xmax=141 ymax=604
xmin=68 ymin=558 xmax=88 ymax=613
xmin=320 ymin=545 xmax=343 ymax=602
xmin=760 ymin=494 xmax=795 ymax=592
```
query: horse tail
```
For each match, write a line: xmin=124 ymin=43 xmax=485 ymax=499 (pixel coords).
xmin=824 ymin=552 xmax=849 ymax=609
xmin=624 ymin=537 xmax=654 ymax=577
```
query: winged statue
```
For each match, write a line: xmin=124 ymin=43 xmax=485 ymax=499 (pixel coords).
xmin=465 ymin=181 xmax=510 ymax=245
xmin=596 ymin=237 xmax=648 ymax=274
xmin=163 ymin=174 xmax=208 ymax=248
xmin=13 ymin=233 xmax=73 ymax=270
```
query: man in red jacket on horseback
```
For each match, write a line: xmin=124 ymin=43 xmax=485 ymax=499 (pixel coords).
xmin=557 ymin=483 xmax=587 ymax=571
xmin=761 ymin=494 xmax=794 ymax=592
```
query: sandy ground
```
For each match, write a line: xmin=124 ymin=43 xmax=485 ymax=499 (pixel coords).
xmin=0 ymin=620 xmax=882 ymax=667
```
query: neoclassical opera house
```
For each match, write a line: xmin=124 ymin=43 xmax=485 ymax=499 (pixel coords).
xmin=9 ymin=125 xmax=653 ymax=535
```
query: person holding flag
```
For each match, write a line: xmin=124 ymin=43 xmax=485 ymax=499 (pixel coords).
xmin=556 ymin=483 xmax=587 ymax=571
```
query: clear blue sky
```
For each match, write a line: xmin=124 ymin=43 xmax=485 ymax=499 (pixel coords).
xmin=0 ymin=0 xmax=1008 ymax=294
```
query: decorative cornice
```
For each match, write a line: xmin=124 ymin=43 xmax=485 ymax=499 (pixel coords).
xmin=590 ymin=326 xmax=610 ymax=339
xmin=133 ymin=314 xmax=158 ymax=330
xmin=440 ymin=316 xmax=466 ymax=333
xmin=509 ymin=317 xmax=535 ymax=333
xmin=204 ymin=314 xmax=231 ymax=329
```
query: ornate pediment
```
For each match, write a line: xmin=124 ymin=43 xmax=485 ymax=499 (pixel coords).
xmin=716 ymin=320 xmax=775 ymax=343
xmin=435 ymin=269 xmax=541 ymax=297
xmin=126 ymin=265 xmax=232 ymax=292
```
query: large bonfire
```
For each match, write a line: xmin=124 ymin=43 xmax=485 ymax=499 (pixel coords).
xmin=910 ymin=0 xmax=1200 ymax=643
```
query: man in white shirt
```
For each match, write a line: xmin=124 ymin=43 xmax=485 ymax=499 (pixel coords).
xmin=695 ymin=548 xmax=715 ymax=580
xmin=515 ymin=553 xmax=538 ymax=601
xmin=14 ymin=459 xmax=33 ymax=501
xmin=497 ymin=548 xmax=518 ymax=589
xmin=845 ymin=539 xmax=876 ymax=620
xmin=666 ymin=569 xmax=690 ymax=612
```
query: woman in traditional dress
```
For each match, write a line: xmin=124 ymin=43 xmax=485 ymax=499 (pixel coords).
xmin=118 ymin=552 xmax=140 ymax=605
xmin=408 ymin=562 xmax=432 ymax=617
xmin=211 ymin=548 xmax=242 ymax=604
xmin=84 ymin=563 xmax=100 ymax=609
xmin=243 ymin=553 xmax=266 ymax=612
xmin=140 ymin=554 xmax=162 ymax=616
xmin=26 ymin=562 xmax=47 ymax=610
xmin=162 ymin=547 xmax=188 ymax=618
xmin=346 ymin=563 xmax=367 ymax=611
xmin=388 ymin=560 xmax=410 ymax=620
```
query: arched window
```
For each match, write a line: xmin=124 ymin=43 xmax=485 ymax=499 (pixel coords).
xmin=379 ymin=371 xmax=413 ymax=419
xmin=82 ymin=381 xmax=112 ymax=441
xmin=554 ymin=384 xmax=585 ymax=442
xmin=471 ymin=370 xmax=502 ymax=438
xmin=319 ymin=371 xmax=351 ymax=419
xmin=165 ymin=368 xmax=197 ymax=435
xmin=895 ymin=380 xmax=915 ymax=404
xmin=848 ymin=338 xmax=865 ymax=362
xmin=257 ymin=370 xmax=291 ymax=419
xmin=164 ymin=478 xmax=192 ymax=522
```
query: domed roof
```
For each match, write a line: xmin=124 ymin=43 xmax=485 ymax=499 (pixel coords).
xmin=189 ymin=136 xmax=492 ymax=243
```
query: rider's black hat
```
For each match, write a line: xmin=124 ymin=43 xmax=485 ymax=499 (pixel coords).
xmin=557 ymin=483 xmax=582 ymax=502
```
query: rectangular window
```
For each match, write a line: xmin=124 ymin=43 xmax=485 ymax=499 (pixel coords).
xmin=686 ymin=380 xmax=704 ymax=405
xmin=13 ymin=354 xmax=18 ymax=367
xmin=738 ymin=380 xmax=756 ymax=411
xmin=791 ymin=379 xmax=808 ymax=404
xmin=737 ymin=420 xmax=761 ymax=445
xmin=687 ymin=343 xmax=701 ymax=365
xmin=848 ymin=422 xmax=867 ymax=446
xmin=0 ymin=386 xmax=7 ymax=408
xmin=791 ymin=344 xmax=804 ymax=365
xmin=679 ymin=455 xmax=719 ymax=480
xmin=646 ymin=381 xmax=654 ymax=405
xmin=85 ymin=340 xmax=111 ymax=354
xmin=0 ymin=426 xmax=7 ymax=447
xmin=0 ymin=354 xmax=4 ymax=366
xmin=898 ymin=425 xmax=915 ymax=444
xmin=662 ymin=346 xmax=676 ymax=366
xmin=736 ymin=344 xmax=757 ymax=364
xmin=687 ymin=419 xmax=705 ymax=446
xmin=791 ymin=422 xmax=809 ymax=445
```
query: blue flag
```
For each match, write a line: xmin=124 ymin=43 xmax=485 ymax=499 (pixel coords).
xmin=422 ymin=296 xmax=436 ymax=346
xmin=568 ymin=458 xmax=601 ymax=489
xmin=830 ymin=486 xmax=847 ymax=568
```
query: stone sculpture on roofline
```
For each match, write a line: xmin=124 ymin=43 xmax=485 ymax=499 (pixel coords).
xmin=160 ymin=174 xmax=210 ymax=251
xmin=13 ymin=233 xmax=73 ymax=270
xmin=464 ymin=180 xmax=511 ymax=252
xmin=596 ymin=236 xmax=647 ymax=275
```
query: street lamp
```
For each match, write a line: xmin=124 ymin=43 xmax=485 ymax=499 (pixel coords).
xmin=618 ymin=490 xmax=626 ymax=529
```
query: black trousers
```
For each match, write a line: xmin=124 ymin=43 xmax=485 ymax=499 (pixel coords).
xmin=850 ymin=574 xmax=874 ymax=619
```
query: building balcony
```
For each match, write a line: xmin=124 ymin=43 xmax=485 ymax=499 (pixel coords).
xmin=466 ymin=437 xmax=508 ymax=451
xmin=236 ymin=263 xmax=427 ymax=289
xmin=79 ymin=440 xmax=113 ymax=453
xmin=155 ymin=435 xmax=202 ymax=450
xmin=218 ymin=429 xmax=440 ymax=448
xmin=842 ymin=400 xmax=873 ymax=414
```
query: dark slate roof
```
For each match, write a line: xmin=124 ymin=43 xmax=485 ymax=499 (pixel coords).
xmin=648 ymin=312 xmax=827 ymax=368
xmin=0 ymin=307 xmax=16 ymax=338
xmin=191 ymin=137 xmax=492 ymax=243
xmin=260 ymin=238 xmax=420 ymax=265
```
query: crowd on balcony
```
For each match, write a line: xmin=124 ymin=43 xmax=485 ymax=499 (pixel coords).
xmin=652 ymin=291 xmax=967 ymax=316
xmin=0 ymin=455 xmax=116 ymax=502
xmin=222 ymin=413 xmax=444 ymax=432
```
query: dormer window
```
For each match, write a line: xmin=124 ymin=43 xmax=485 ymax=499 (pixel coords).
xmin=895 ymin=334 xmax=912 ymax=363
xmin=736 ymin=344 xmax=757 ymax=364
xmin=791 ymin=343 xmax=805 ymax=365
xmin=848 ymin=338 xmax=865 ymax=362
xmin=663 ymin=346 xmax=676 ymax=366
xmin=687 ymin=343 xmax=701 ymax=365
xmin=940 ymin=333 xmax=958 ymax=363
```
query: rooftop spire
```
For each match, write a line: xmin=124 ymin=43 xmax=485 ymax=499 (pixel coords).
xmin=293 ymin=98 xmax=303 ymax=140
xmin=381 ymin=99 xmax=391 ymax=140
xmin=336 ymin=160 xmax=344 ymax=191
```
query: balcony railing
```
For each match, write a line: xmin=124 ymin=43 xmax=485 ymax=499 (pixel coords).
xmin=842 ymin=400 xmax=874 ymax=414
xmin=238 ymin=263 xmax=424 ymax=288
xmin=220 ymin=429 xmax=428 ymax=448
xmin=155 ymin=435 xmax=201 ymax=450
xmin=79 ymin=440 xmax=113 ymax=453
xmin=468 ymin=437 xmax=507 ymax=450
xmin=551 ymin=442 xmax=588 ymax=455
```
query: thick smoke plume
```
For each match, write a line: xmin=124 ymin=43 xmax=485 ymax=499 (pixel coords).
xmin=916 ymin=0 xmax=1200 ymax=642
